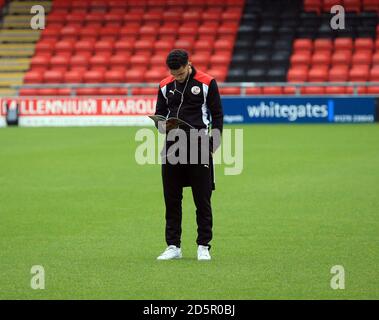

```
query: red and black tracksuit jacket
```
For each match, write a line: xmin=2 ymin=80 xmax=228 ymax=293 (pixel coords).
xmin=155 ymin=66 xmax=223 ymax=134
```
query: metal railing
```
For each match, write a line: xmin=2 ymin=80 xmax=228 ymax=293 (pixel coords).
xmin=11 ymin=81 xmax=379 ymax=96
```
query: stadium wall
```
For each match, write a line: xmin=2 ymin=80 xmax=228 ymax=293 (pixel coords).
xmin=0 ymin=96 xmax=377 ymax=127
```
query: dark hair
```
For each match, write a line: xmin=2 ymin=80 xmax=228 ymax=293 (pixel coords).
xmin=166 ymin=49 xmax=189 ymax=70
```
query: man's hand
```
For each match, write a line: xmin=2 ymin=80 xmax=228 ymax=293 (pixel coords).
xmin=157 ymin=119 xmax=178 ymax=134
xmin=165 ymin=119 xmax=178 ymax=132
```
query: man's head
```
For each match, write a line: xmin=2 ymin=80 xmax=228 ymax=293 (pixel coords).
xmin=166 ymin=49 xmax=191 ymax=83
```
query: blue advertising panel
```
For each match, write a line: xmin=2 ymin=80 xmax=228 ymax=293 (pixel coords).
xmin=221 ymin=97 xmax=376 ymax=124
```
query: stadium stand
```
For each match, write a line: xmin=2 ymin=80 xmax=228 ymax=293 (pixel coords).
xmin=18 ymin=0 xmax=244 ymax=96
xmin=0 ymin=0 xmax=51 ymax=96
xmin=226 ymin=0 xmax=379 ymax=94
xmin=2 ymin=0 xmax=379 ymax=96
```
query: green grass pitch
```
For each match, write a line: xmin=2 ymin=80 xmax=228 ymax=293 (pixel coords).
xmin=0 ymin=124 xmax=378 ymax=299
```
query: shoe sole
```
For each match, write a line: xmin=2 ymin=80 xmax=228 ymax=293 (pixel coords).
xmin=157 ymin=254 xmax=182 ymax=260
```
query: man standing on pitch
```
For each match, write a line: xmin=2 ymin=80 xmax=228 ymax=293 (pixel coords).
xmin=154 ymin=49 xmax=223 ymax=261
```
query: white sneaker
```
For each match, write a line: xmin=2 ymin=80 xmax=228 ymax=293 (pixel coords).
xmin=157 ymin=245 xmax=182 ymax=260
xmin=197 ymin=245 xmax=211 ymax=261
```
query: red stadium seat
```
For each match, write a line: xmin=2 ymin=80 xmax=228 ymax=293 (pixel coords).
xmin=301 ymin=86 xmax=325 ymax=95
xmin=74 ymin=40 xmax=95 ymax=54
xmin=194 ymin=39 xmax=213 ymax=53
xmin=373 ymin=52 xmax=379 ymax=65
xmin=349 ymin=65 xmax=370 ymax=82
xmin=97 ymin=88 xmax=126 ymax=96
xmin=355 ymin=38 xmax=374 ymax=51
xmin=114 ymin=40 xmax=136 ymax=53
xmin=60 ymin=26 xmax=80 ymax=40
xmin=35 ymin=40 xmax=56 ymax=54
xmin=125 ymin=69 xmax=145 ymax=83
xmin=85 ymin=13 xmax=104 ymax=24
xmin=41 ymin=27 xmax=60 ymax=40
xmin=202 ymin=11 xmax=221 ymax=22
xmin=79 ymin=26 xmax=100 ymax=41
xmin=132 ymin=87 xmax=158 ymax=96
xmin=50 ymin=55 xmax=70 ymax=72
xmin=64 ymin=70 xmax=84 ymax=83
xmin=218 ymin=24 xmax=238 ymax=38
xmin=311 ymin=51 xmax=331 ymax=65
xmin=369 ymin=66 xmax=379 ymax=81
xmin=70 ymin=53 xmax=91 ymax=71
xmin=329 ymin=66 xmax=349 ymax=81
xmin=366 ymin=86 xmax=379 ymax=94
xmin=352 ymin=51 xmax=372 ymax=66
xmin=130 ymin=55 xmax=151 ymax=67
xmin=178 ymin=25 xmax=197 ymax=40
xmin=334 ymin=38 xmax=353 ymax=51
xmin=282 ymin=86 xmax=298 ymax=95
xmin=262 ymin=86 xmax=283 ymax=95
xmin=19 ymin=88 xmax=39 ymax=96
xmin=174 ymin=39 xmax=195 ymax=52
xmin=30 ymin=55 xmax=50 ymax=70
xmin=293 ymin=39 xmax=313 ymax=52
xmin=314 ymin=38 xmax=333 ymax=52
xmin=308 ymin=67 xmax=328 ymax=82
xmin=182 ymin=11 xmax=201 ymax=23
xmin=139 ymin=25 xmax=158 ymax=40
xmin=191 ymin=52 xmax=211 ymax=68
xmin=214 ymin=39 xmax=233 ymax=51
xmin=154 ymin=40 xmax=174 ymax=53
xmin=76 ymin=88 xmax=99 ymax=96
xmin=245 ymin=87 xmax=262 ymax=95
xmin=109 ymin=53 xmax=131 ymax=68
xmin=83 ymin=70 xmax=105 ymax=83
xmin=95 ymin=40 xmax=115 ymax=53
xmin=287 ymin=67 xmax=308 ymax=82
xmin=364 ymin=0 xmax=379 ymax=11
xmin=290 ymin=52 xmax=311 ymax=66
xmin=323 ymin=0 xmax=340 ymax=12
xmin=99 ymin=27 xmax=119 ymax=41
xmin=331 ymin=50 xmax=352 ymax=65
xmin=207 ymin=68 xmax=227 ymax=82
xmin=325 ymin=86 xmax=347 ymax=94
xmin=221 ymin=11 xmax=241 ymax=22
xmin=162 ymin=11 xmax=182 ymax=22
xmin=104 ymin=70 xmax=126 ymax=83
xmin=145 ymin=69 xmax=167 ymax=83
xmin=24 ymin=71 xmax=43 ymax=83
xmin=134 ymin=39 xmax=154 ymax=53
xmin=55 ymin=40 xmax=75 ymax=54
xmin=344 ymin=0 xmax=361 ymax=12
xmin=150 ymin=54 xmax=166 ymax=66
xmin=210 ymin=54 xmax=231 ymax=68
xmin=346 ymin=86 xmax=367 ymax=94
xmin=90 ymin=54 xmax=111 ymax=68
xmin=219 ymin=87 xmax=241 ymax=95
xmin=39 ymin=88 xmax=60 ymax=96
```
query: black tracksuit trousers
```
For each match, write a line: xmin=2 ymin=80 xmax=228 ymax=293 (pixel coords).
xmin=162 ymin=159 xmax=214 ymax=249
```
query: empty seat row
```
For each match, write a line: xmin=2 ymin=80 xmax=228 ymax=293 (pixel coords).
xmin=291 ymin=50 xmax=379 ymax=65
xmin=23 ymin=67 xmax=229 ymax=84
xmin=52 ymin=0 xmax=244 ymax=9
xmin=47 ymin=10 xmax=242 ymax=23
xmin=294 ymin=37 xmax=379 ymax=52
xmin=304 ymin=0 xmax=379 ymax=13
xmin=288 ymin=64 xmax=379 ymax=81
